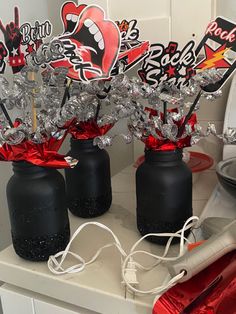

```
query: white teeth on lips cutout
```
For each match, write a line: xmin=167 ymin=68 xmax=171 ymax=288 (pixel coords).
xmin=89 ymin=24 xmax=99 ymax=35
xmin=84 ymin=18 xmax=94 ymax=27
xmin=84 ymin=19 xmax=105 ymax=51
xmin=66 ymin=14 xmax=72 ymax=20
xmin=66 ymin=14 xmax=79 ymax=23
xmin=98 ymin=41 xmax=104 ymax=50
xmin=94 ymin=32 xmax=103 ymax=42
xmin=71 ymin=15 xmax=78 ymax=23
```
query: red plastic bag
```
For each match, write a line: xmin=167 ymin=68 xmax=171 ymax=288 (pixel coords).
xmin=153 ymin=251 xmax=236 ymax=314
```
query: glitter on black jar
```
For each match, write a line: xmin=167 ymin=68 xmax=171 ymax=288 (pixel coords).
xmin=65 ymin=138 xmax=112 ymax=218
xmin=7 ymin=161 xmax=70 ymax=261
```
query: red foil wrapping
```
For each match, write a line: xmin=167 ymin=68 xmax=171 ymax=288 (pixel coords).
xmin=0 ymin=132 xmax=76 ymax=168
xmin=153 ymin=251 xmax=236 ymax=314
xmin=143 ymin=108 xmax=197 ymax=151
xmin=69 ymin=120 xmax=114 ymax=139
xmin=134 ymin=152 xmax=214 ymax=173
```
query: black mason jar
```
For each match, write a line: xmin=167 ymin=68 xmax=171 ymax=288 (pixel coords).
xmin=136 ymin=149 xmax=192 ymax=244
xmin=6 ymin=161 xmax=70 ymax=261
xmin=65 ymin=138 xmax=112 ymax=218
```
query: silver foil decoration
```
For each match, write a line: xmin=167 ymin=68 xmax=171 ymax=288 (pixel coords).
xmin=202 ymin=89 xmax=223 ymax=101
xmin=1 ymin=127 xmax=26 ymax=145
xmin=93 ymin=132 xmax=134 ymax=149
xmin=93 ymin=135 xmax=113 ymax=149
xmin=64 ymin=156 xmax=78 ymax=168
xmin=219 ymin=128 xmax=236 ymax=144
xmin=0 ymin=58 xmax=231 ymax=150
xmin=27 ymin=40 xmax=65 ymax=66
xmin=120 ymin=133 xmax=133 ymax=144
xmin=161 ymin=124 xmax=178 ymax=141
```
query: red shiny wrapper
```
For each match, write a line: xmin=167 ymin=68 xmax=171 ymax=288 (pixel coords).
xmin=134 ymin=151 xmax=214 ymax=173
xmin=69 ymin=120 xmax=114 ymax=140
xmin=0 ymin=133 xmax=76 ymax=168
xmin=143 ymin=108 xmax=197 ymax=151
xmin=153 ymin=250 xmax=236 ymax=314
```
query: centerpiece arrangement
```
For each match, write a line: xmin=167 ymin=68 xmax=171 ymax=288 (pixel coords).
xmin=0 ymin=36 xmax=145 ymax=257
xmin=1 ymin=35 xmax=235 ymax=253
xmin=0 ymin=41 xmax=78 ymax=261
xmin=92 ymin=69 xmax=236 ymax=243
xmin=62 ymin=76 xmax=135 ymax=218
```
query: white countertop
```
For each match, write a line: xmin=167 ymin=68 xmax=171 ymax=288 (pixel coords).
xmin=0 ymin=166 xmax=220 ymax=314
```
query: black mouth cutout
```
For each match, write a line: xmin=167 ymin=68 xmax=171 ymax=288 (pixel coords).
xmin=66 ymin=20 xmax=77 ymax=33
xmin=71 ymin=23 xmax=104 ymax=67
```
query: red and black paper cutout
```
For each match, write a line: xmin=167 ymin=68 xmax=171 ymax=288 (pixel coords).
xmin=0 ymin=41 xmax=7 ymax=74
xmin=0 ymin=6 xmax=52 ymax=75
xmin=0 ymin=7 xmax=25 ymax=74
xmin=138 ymin=17 xmax=236 ymax=91
xmin=112 ymin=18 xmax=150 ymax=75
xmin=194 ymin=16 xmax=236 ymax=92
xmin=138 ymin=41 xmax=196 ymax=88
xmin=50 ymin=1 xmax=121 ymax=82
xmin=116 ymin=19 xmax=140 ymax=41
xmin=20 ymin=20 xmax=52 ymax=57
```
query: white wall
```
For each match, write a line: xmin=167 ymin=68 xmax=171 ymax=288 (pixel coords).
xmin=171 ymin=0 xmax=214 ymax=45
xmin=217 ymin=0 xmax=236 ymax=20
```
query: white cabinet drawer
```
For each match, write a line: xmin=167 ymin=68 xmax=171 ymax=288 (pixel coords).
xmin=0 ymin=286 xmax=34 ymax=314
xmin=0 ymin=284 xmax=99 ymax=314
xmin=34 ymin=299 xmax=98 ymax=314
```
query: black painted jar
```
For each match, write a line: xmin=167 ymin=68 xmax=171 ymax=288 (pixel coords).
xmin=65 ymin=138 xmax=112 ymax=218
xmin=6 ymin=161 xmax=70 ymax=261
xmin=136 ymin=149 xmax=192 ymax=244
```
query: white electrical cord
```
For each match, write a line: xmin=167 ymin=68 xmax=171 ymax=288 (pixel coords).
xmin=121 ymin=216 xmax=199 ymax=295
xmin=48 ymin=222 xmax=126 ymax=275
xmin=48 ymin=216 xmax=199 ymax=295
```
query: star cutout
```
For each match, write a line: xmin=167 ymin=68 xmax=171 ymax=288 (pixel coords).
xmin=12 ymin=47 xmax=18 ymax=56
xmin=166 ymin=65 xmax=176 ymax=78
xmin=195 ymin=43 xmax=231 ymax=70
xmin=26 ymin=43 xmax=35 ymax=54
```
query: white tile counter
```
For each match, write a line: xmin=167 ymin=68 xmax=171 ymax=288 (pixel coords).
xmin=0 ymin=166 xmax=219 ymax=314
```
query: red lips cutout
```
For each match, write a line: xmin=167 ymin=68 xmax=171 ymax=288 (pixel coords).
xmin=61 ymin=2 xmax=87 ymax=33
xmin=51 ymin=2 xmax=121 ymax=82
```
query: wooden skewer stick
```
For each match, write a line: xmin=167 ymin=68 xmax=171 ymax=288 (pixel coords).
xmin=61 ymin=79 xmax=72 ymax=108
xmin=32 ymin=103 xmax=37 ymax=132
xmin=29 ymin=72 xmax=37 ymax=132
